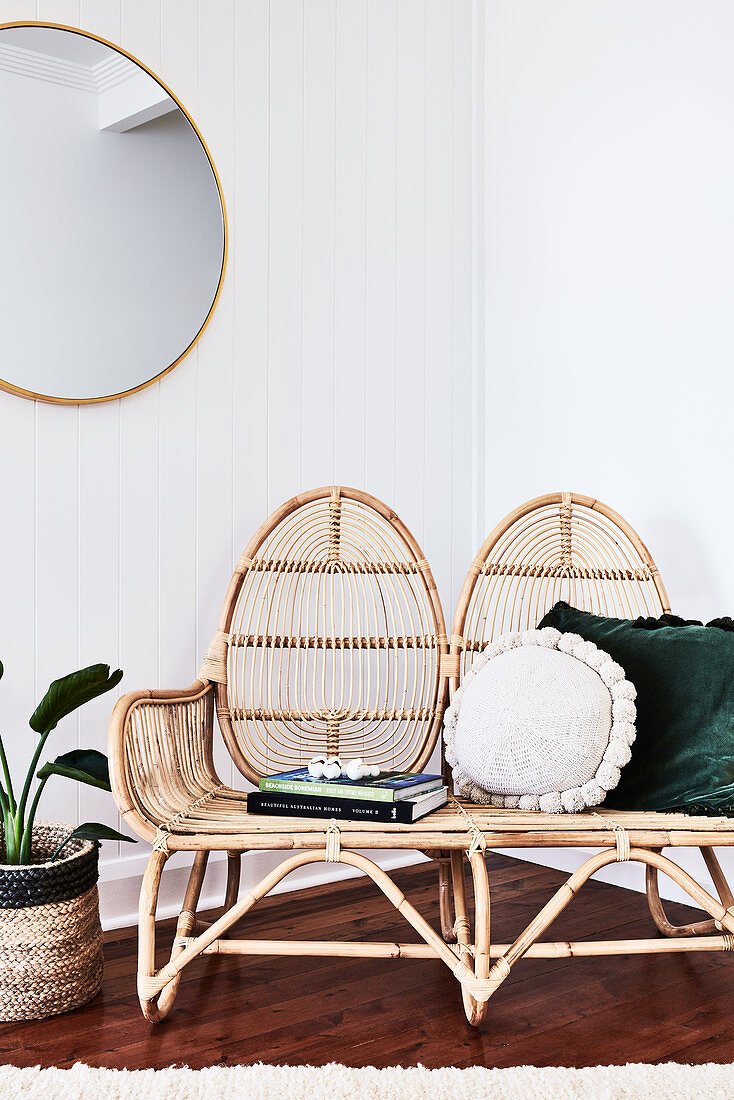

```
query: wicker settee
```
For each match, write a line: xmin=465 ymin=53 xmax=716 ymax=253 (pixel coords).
xmin=109 ymin=488 xmax=734 ymax=1025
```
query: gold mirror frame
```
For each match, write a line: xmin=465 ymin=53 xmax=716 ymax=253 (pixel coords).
xmin=0 ymin=21 xmax=228 ymax=405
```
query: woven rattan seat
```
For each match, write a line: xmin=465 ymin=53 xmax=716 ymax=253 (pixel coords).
xmin=128 ymin=788 xmax=734 ymax=847
xmin=110 ymin=488 xmax=734 ymax=1027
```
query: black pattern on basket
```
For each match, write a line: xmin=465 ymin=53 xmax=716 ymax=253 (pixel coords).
xmin=0 ymin=823 xmax=99 ymax=909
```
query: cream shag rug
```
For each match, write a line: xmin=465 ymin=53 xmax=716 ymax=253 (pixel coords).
xmin=2 ymin=1061 xmax=733 ymax=1099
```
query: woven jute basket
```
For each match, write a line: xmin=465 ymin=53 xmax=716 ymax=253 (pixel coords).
xmin=0 ymin=822 xmax=103 ymax=1021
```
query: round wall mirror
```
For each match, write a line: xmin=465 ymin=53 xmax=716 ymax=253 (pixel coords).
xmin=0 ymin=22 xmax=227 ymax=404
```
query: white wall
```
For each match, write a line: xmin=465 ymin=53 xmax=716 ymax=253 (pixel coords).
xmin=0 ymin=0 xmax=477 ymax=927
xmin=0 ymin=67 xmax=222 ymax=398
xmin=3 ymin=0 xmax=727 ymax=930
xmin=482 ymin=0 xmax=734 ymax=904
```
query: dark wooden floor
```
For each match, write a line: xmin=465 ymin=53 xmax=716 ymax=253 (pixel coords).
xmin=0 ymin=852 xmax=731 ymax=1069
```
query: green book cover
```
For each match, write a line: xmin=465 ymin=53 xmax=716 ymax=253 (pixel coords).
xmin=259 ymin=767 xmax=443 ymax=803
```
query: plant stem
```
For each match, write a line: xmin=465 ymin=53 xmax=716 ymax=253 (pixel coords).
xmin=0 ymin=735 xmax=15 ymax=811
xmin=0 ymin=781 xmax=11 ymax=863
xmin=19 ymin=775 xmax=48 ymax=864
xmin=1 ymin=806 xmax=16 ymax=864
xmin=50 ymin=831 xmax=73 ymax=862
xmin=16 ymin=728 xmax=50 ymax=840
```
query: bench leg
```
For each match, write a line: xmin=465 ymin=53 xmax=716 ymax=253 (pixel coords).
xmin=646 ymin=847 xmax=734 ymax=937
xmin=135 ymin=846 xmax=484 ymax=1024
xmin=220 ymin=851 xmax=242 ymax=936
xmin=470 ymin=846 xmax=734 ymax=1017
xmin=447 ymin=848 xmax=471 ymax=944
xmin=437 ymin=853 xmax=456 ymax=942
xmin=137 ymin=849 xmax=169 ymax=1022
xmin=136 ymin=843 xmax=734 ymax=1027
xmin=138 ymin=849 xmax=211 ymax=1021
xmin=157 ymin=850 xmax=211 ymax=1017
xmin=224 ymin=851 xmax=241 ymax=910
xmin=452 ymin=850 xmax=490 ymax=1028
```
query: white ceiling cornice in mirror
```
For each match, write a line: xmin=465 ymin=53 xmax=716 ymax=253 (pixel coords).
xmin=0 ymin=32 xmax=176 ymax=132
xmin=0 ymin=37 xmax=134 ymax=93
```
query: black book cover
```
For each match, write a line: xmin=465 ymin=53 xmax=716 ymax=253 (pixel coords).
xmin=247 ymin=789 xmax=442 ymax=824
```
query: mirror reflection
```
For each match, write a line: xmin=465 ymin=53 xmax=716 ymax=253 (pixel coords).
xmin=0 ymin=24 xmax=226 ymax=403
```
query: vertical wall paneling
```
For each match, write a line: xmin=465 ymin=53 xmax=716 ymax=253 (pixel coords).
xmin=480 ymin=0 xmax=734 ymax=910
xmin=37 ymin=0 xmax=80 ymax=25
xmin=34 ymin=404 xmax=79 ymax=824
xmin=232 ymin=0 xmax=270 ymax=557
xmin=120 ymin=0 xmax=160 ymax=69
xmin=301 ymin=0 xmax=336 ymax=489
xmin=0 ymin=0 xmax=47 ymax=841
xmin=364 ymin=0 xmax=397 ymax=505
xmin=468 ymin=0 xmax=485 ymax=551
xmin=157 ymin=369 xmax=198 ymax=688
xmin=114 ymin=5 xmax=162 ymax=869
xmin=157 ymin=0 xmax=199 ymax=689
xmin=117 ymin=389 xmax=159 ymax=865
xmin=74 ymin=0 xmax=124 ymax=855
xmin=5 ymin=0 xmax=717 ymax=920
xmin=267 ymin=0 xmax=304 ymax=510
xmin=197 ymin=0 xmax=236 ymax=787
xmin=333 ymin=0 xmax=367 ymax=490
xmin=160 ymin=0 xmax=198 ymax=116
xmin=78 ymin=403 xmax=121 ymax=841
xmin=0 ymin=0 xmax=480 ymax=922
xmin=394 ymin=0 xmax=426 ymax=546
xmin=451 ymin=0 xmax=476 ymax=601
xmin=0 ymin=399 xmax=36 ymax=784
xmin=78 ymin=0 xmax=120 ymax=40
xmin=423 ymin=0 xmax=454 ymax=610
xmin=0 ymin=0 xmax=35 ymax=20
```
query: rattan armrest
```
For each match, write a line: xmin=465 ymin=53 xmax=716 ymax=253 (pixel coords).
xmin=109 ymin=680 xmax=218 ymax=843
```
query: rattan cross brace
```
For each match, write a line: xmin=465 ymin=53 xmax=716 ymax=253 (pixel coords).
xmin=132 ymin=839 xmax=734 ymax=1019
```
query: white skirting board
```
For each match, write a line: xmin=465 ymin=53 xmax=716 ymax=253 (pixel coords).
xmin=97 ymin=843 xmax=720 ymax=933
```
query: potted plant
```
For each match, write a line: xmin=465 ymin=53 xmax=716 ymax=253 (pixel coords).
xmin=0 ymin=661 xmax=134 ymax=1021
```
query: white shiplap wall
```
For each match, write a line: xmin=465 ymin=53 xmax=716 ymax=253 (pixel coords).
xmin=481 ymin=0 xmax=734 ymax=907
xmin=0 ymin=0 xmax=479 ymax=926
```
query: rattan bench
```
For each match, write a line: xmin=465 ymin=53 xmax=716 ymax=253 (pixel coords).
xmin=109 ymin=487 xmax=734 ymax=1025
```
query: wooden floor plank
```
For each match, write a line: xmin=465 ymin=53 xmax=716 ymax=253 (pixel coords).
xmin=0 ymin=852 xmax=731 ymax=1069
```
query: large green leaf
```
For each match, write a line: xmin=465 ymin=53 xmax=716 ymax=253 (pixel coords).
xmin=37 ymin=748 xmax=111 ymax=791
xmin=51 ymin=822 xmax=137 ymax=861
xmin=30 ymin=664 xmax=123 ymax=734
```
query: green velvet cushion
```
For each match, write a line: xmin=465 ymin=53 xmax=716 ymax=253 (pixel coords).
xmin=537 ymin=602 xmax=734 ymax=815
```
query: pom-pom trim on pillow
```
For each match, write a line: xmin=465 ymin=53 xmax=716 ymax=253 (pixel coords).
xmin=443 ymin=626 xmax=637 ymax=813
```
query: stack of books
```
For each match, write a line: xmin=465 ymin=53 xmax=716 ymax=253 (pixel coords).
xmin=248 ymin=767 xmax=448 ymax=824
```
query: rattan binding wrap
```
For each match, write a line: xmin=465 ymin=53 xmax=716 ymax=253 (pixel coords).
xmin=0 ymin=824 xmax=103 ymax=1021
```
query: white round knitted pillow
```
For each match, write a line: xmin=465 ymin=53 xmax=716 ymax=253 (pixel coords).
xmin=443 ymin=627 xmax=637 ymax=813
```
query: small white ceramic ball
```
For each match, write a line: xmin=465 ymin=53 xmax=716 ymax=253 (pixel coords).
xmin=322 ymin=757 xmax=342 ymax=780
xmin=345 ymin=759 xmax=364 ymax=782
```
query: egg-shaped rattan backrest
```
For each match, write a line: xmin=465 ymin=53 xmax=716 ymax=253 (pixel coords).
xmin=202 ymin=486 xmax=448 ymax=784
xmin=449 ymin=492 xmax=670 ymax=696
